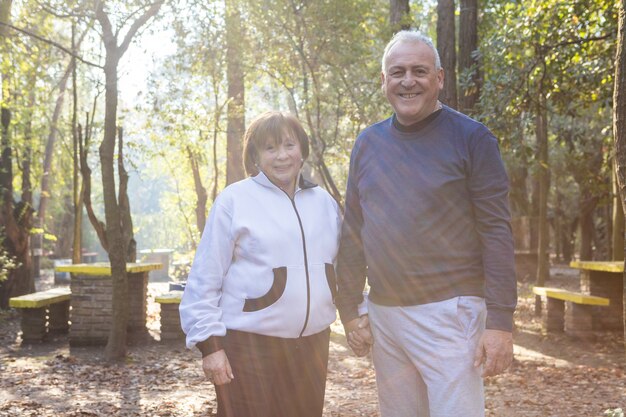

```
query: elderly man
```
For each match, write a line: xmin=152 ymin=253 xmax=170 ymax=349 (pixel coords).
xmin=337 ymin=30 xmax=517 ymax=417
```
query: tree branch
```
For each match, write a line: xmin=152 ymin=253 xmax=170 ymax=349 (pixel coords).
xmin=541 ymin=34 xmax=613 ymax=53
xmin=0 ymin=21 xmax=102 ymax=68
xmin=118 ymin=0 xmax=164 ymax=56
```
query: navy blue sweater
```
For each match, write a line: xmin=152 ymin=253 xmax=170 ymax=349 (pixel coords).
xmin=336 ymin=106 xmax=517 ymax=332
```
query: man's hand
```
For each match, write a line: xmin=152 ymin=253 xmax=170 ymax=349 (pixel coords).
xmin=473 ymin=329 xmax=513 ymax=377
xmin=202 ymin=349 xmax=234 ymax=385
xmin=344 ymin=315 xmax=373 ymax=357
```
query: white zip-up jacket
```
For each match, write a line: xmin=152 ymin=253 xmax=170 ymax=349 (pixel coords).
xmin=180 ymin=172 xmax=342 ymax=352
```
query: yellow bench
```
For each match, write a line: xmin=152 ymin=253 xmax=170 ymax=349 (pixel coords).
xmin=569 ymin=261 xmax=623 ymax=331
xmin=155 ymin=291 xmax=184 ymax=341
xmin=532 ymin=287 xmax=609 ymax=306
xmin=533 ymin=286 xmax=609 ymax=339
xmin=9 ymin=288 xmax=71 ymax=342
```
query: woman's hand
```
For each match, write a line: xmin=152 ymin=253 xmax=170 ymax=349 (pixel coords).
xmin=344 ymin=315 xmax=374 ymax=357
xmin=202 ymin=349 xmax=234 ymax=385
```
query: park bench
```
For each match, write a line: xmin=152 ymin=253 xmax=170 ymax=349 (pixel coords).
xmin=9 ymin=287 xmax=71 ymax=343
xmin=155 ymin=290 xmax=184 ymax=341
xmin=533 ymin=286 xmax=609 ymax=340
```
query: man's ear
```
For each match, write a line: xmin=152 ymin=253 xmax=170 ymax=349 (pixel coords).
xmin=381 ymin=71 xmax=386 ymax=92
xmin=437 ymin=68 xmax=445 ymax=90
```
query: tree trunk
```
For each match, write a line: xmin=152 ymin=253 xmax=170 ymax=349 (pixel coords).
xmin=458 ymin=0 xmax=480 ymax=115
xmin=117 ymin=127 xmax=135 ymax=263
xmin=535 ymin=92 xmax=550 ymax=314
xmin=95 ymin=1 xmax=163 ymax=360
xmin=0 ymin=0 xmax=33 ymax=307
xmin=613 ymin=163 xmax=625 ymax=261
xmin=80 ymin=115 xmax=109 ymax=253
xmin=34 ymin=62 xmax=72 ymax=274
xmin=100 ymin=48 xmax=129 ymax=360
xmin=71 ymin=24 xmax=81 ymax=265
xmin=612 ymin=0 xmax=626 ymax=352
xmin=18 ymin=88 xmax=35 ymax=294
xmin=225 ymin=0 xmax=245 ymax=185
xmin=579 ymin=192 xmax=598 ymax=260
xmin=188 ymin=145 xmax=207 ymax=235
xmin=436 ymin=0 xmax=457 ymax=109
xmin=390 ymin=0 xmax=411 ymax=31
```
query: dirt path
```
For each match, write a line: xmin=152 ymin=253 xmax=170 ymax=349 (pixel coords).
xmin=1 ymin=269 xmax=624 ymax=416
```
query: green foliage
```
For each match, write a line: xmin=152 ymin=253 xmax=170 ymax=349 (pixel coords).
xmin=4 ymin=0 xmax=620 ymax=259
xmin=479 ymin=0 xmax=616 ymax=230
xmin=0 ymin=231 xmax=19 ymax=283
xmin=605 ymin=408 xmax=625 ymax=417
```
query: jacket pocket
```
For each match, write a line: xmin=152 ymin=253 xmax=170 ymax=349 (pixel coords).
xmin=325 ymin=263 xmax=337 ymax=303
xmin=243 ymin=267 xmax=287 ymax=312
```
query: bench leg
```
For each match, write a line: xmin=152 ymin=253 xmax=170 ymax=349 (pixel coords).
xmin=160 ymin=303 xmax=185 ymax=341
xmin=20 ymin=308 xmax=47 ymax=343
xmin=48 ymin=300 xmax=70 ymax=334
xmin=543 ymin=298 xmax=565 ymax=332
xmin=564 ymin=302 xmax=595 ymax=341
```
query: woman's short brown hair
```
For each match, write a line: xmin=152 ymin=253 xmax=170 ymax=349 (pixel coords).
xmin=242 ymin=111 xmax=310 ymax=176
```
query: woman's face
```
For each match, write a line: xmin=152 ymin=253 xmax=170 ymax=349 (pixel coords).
xmin=257 ymin=130 xmax=303 ymax=193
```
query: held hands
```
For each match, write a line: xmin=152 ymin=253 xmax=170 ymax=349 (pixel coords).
xmin=202 ymin=349 xmax=234 ymax=385
xmin=344 ymin=315 xmax=374 ymax=357
xmin=473 ymin=329 xmax=513 ymax=377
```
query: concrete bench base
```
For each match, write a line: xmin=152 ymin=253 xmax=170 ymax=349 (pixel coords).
xmin=156 ymin=291 xmax=184 ymax=341
xmin=533 ymin=286 xmax=609 ymax=341
xmin=9 ymin=288 xmax=71 ymax=343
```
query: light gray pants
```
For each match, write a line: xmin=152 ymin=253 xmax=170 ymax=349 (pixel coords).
xmin=369 ymin=296 xmax=486 ymax=417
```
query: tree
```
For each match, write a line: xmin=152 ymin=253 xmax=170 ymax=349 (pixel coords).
xmin=390 ymin=0 xmax=411 ymax=32
xmin=479 ymin=0 xmax=615 ymax=286
xmin=225 ymin=0 xmax=245 ymax=185
xmin=245 ymin=0 xmax=387 ymax=206
xmin=93 ymin=0 xmax=164 ymax=360
xmin=0 ymin=0 xmax=36 ymax=308
xmin=613 ymin=0 xmax=626 ymax=348
xmin=458 ymin=0 xmax=479 ymax=115
xmin=436 ymin=0 xmax=457 ymax=108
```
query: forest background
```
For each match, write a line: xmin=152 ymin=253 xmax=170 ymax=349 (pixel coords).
xmin=0 ymin=0 xmax=622 ymax=358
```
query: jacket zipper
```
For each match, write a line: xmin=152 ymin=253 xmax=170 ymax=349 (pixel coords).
xmin=281 ymin=189 xmax=311 ymax=338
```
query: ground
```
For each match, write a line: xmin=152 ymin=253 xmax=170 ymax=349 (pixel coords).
xmin=0 ymin=267 xmax=625 ymax=417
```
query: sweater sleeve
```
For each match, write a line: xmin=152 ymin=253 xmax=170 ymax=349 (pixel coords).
xmin=179 ymin=194 xmax=235 ymax=355
xmin=468 ymin=131 xmax=517 ymax=332
xmin=336 ymin=140 xmax=367 ymax=324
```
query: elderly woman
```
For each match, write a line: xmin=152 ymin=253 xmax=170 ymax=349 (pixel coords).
xmin=180 ymin=111 xmax=343 ymax=417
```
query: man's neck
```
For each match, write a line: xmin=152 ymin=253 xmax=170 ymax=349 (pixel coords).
xmin=393 ymin=102 xmax=443 ymax=133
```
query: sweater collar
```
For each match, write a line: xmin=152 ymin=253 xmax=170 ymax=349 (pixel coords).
xmin=251 ymin=171 xmax=318 ymax=192
xmin=392 ymin=107 xmax=443 ymax=133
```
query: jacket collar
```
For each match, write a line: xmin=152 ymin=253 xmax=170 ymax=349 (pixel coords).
xmin=252 ymin=171 xmax=318 ymax=192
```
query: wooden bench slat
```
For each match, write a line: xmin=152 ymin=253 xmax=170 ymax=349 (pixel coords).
xmin=9 ymin=288 xmax=71 ymax=308
xmin=533 ymin=286 xmax=610 ymax=306
xmin=156 ymin=290 xmax=183 ymax=304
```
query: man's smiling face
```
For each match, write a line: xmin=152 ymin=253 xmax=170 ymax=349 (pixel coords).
xmin=381 ymin=40 xmax=444 ymax=126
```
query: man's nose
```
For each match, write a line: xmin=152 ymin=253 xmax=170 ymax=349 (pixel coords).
xmin=401 ymin=75 xmax=417 ymax=88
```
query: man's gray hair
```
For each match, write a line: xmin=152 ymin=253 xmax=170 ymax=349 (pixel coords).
xmin=381 ymin=30 xmax=442 ymax=74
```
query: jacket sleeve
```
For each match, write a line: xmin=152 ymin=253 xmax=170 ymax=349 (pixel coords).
xmin=468 ymin=131 xmax=517 ymax=332
xmin=336 ymin=141 xmax=367 ymax=324
xmin=179 ymin=195 xmax=235 ymax=355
